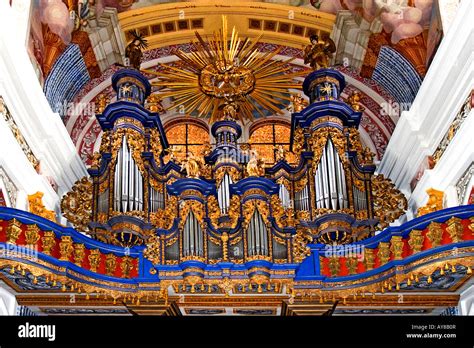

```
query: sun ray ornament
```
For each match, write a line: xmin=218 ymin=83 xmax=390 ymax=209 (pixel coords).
xmin=143 ymin=16 xmax=305 ymax=123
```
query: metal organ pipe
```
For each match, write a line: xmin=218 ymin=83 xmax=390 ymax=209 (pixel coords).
xmin=279 ymin=184 xmax=290 ymax=209
xmin=114 ymin=136 xmax=144 ymax=213
xmin=218 ymin=173 xmax=232 ymax=214
xmin=183 ymin=211 xmax=203 ymax=257
xmin=314 ymin=139 xmax=348 ymax=211
xmin=247 ymin=210 xmax=268 ymax=256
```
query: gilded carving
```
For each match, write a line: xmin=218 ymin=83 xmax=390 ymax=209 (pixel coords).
xmin=121 ymin=256 xmax=134 ymax=278
xmin=143 ymin=234 xmax=161 ymax=264
xmin=28 ymin=192 xmax=56 ymax=222
xmin=207 ymin=195 xmax=221 ymax=229
xmin=270 ymin=195 xmax=286 ymax=229
xmin=61 ymin=177 xmax=93 ymax=232
xmin=426 ymin=222 xmax=443 ymax=247
xmin=371 ymin=174 xmax=407 ymax=229
xmin=41 ymin=232 xmax=56 ymax=255
xmin=227 ymin=195 xmax=241 ymax=229
xmin=346 ymin=257 xmax=358 ymax=275
xmin=364 ymin=248 xmax=375 ymax=270
xmin=390 ymin=236 xmax=404 ymax=260
xmin=328 ymin=257 xmax=340 ymax=277
xmin=292 ymin=228 xmax=312 ymax=263
xmin=150 ymin=196 xmax=177 ymax=230
xmin=418 ymin=188 xmax=444 ymax=217
xmin=6 ymin=219 xmax=22 ymax=244
xmin=73 ymin=244 xmax=85 ymax=267
xmin=25 ymin=224 xmax=40 ymax=246
xmin=88 ymin=249 xmax=101 ymax=273
xmin=446 ymin=217 xmax=463 ymax=243
xmin=377 ymin=242 xmax=390 ymax=265
xmin=105 ymin=254 xmax=117 ymax=276
xmin=408 ymin=230 xmax=424 ymax=254
xmin=59 ymin=236 xmax=74 ymax=261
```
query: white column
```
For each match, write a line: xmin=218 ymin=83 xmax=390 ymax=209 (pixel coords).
xmin=0 ymin=286 xmax=18 ymax=316
xmin=459 ymin=283 xmax=474 ymax=315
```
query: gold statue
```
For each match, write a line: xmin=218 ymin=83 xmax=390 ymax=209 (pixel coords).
xmin=288 ymin=94 xmax=308 ymax=113
xmin=346 ymin=91 xmax=365 ymax=112
xmin=303 ymin=34 xmax=336 ymax=70
xmin=246 ymin=149 xmax=265 ymax=177
xmin=181 ymin=152 xmax=203 ymax=178
xmin=125 ymin=30 xmax=148 ymax=70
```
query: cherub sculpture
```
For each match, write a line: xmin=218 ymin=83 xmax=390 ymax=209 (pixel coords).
xmin=303 ymin=34 xmax=336 ymax=70
xmin=181 ymin=152 xmax=202 ymax=178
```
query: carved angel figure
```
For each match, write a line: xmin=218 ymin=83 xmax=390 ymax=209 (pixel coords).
xmin=246 ymin=150 xmax=265 ymax=177
xmin=288 ymin=94 xmax=308 ymax=113
xmin=303 ymin=35 xmax=336 ymax=70
xmin=181 ymin=152 xmax=202 ymax=178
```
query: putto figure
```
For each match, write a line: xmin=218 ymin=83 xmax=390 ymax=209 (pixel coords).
xmin=125 ymin=30 xmax=149 ymax=70
xmin=303 ymin=34 xmax=336 ymax=70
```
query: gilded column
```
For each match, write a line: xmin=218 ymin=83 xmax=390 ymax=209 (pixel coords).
xmin=41 ymin=232 xmax=56 ymax=255
xmin=88 ymin=249 xmax=101 ymax=272
xmin=73 ymin=244 xmax=85 ymax=267
xmin=364 ymin=249 xmax=375 ymax=270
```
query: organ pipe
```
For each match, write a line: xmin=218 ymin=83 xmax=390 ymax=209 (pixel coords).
xmin=314 ymin=139 xmax=348 ymax=210
xmin=114 ymin=136 xmax=144 ymax=213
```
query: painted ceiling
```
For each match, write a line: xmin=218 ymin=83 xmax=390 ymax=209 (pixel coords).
xmin=28 ymin=0 xmax=443 ymax=167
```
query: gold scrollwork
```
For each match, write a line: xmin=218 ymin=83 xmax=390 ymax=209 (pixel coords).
xmin=150 ymin=196 xmax=178 ymax=229
xmin=371 ymin=174 xmax=407 ymax=229
xmin=292 ymin=228 xmax=312 ymax=263
xmin=61 ymin=177 xmax=93 ymax=232
xmin=144 ymin=234 xmax=161 ymax=264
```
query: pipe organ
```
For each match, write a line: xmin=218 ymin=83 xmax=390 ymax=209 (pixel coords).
xmin=61 ymin=67 xmax=406 ymax=286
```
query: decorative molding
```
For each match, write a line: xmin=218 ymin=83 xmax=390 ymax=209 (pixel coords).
xmin=0 ymin=96 xmax=39 ymax=170
xmin=456 ymin=162 xmax=474 ymax=205
xmin=0 ymin=166 xmax=17 ymax=207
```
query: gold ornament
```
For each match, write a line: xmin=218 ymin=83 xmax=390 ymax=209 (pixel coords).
xmin=6 ymin=219 xmax=22 ymax=245
xmin=88 ymin=249 xmax=101 ymax=273
xmin=390 ymin=236 xmax=404 ymax=260
xmin=417 ymin=188 xmax=444 ymax=217
xmin=426 ymin=222 xmax=443 ymax=248
xmin=446 ymin=217 xmax=463 ymax=243
xmin=41 ymin=232 xmax=56 ymax=255
xmin=28 ymin=192 xmax=56 ymax=222
xmin=408 ymin=230 xmax=424 ymax=254
xmin=61 ymin=177 xmax=93 ymax=232
xmin=59 ymin=236 xmax=74 ymax=261
xmin=73 ymin=244 xmax=85 ymax=267
xmin=25 ymin=224 xmax=40 ymax=246
xmin=105 ymin=254 xmax=117 ymax=276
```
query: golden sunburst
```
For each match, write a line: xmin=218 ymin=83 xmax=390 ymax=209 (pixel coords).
xmin=144 ymin=16 xmax=305 ymax=122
